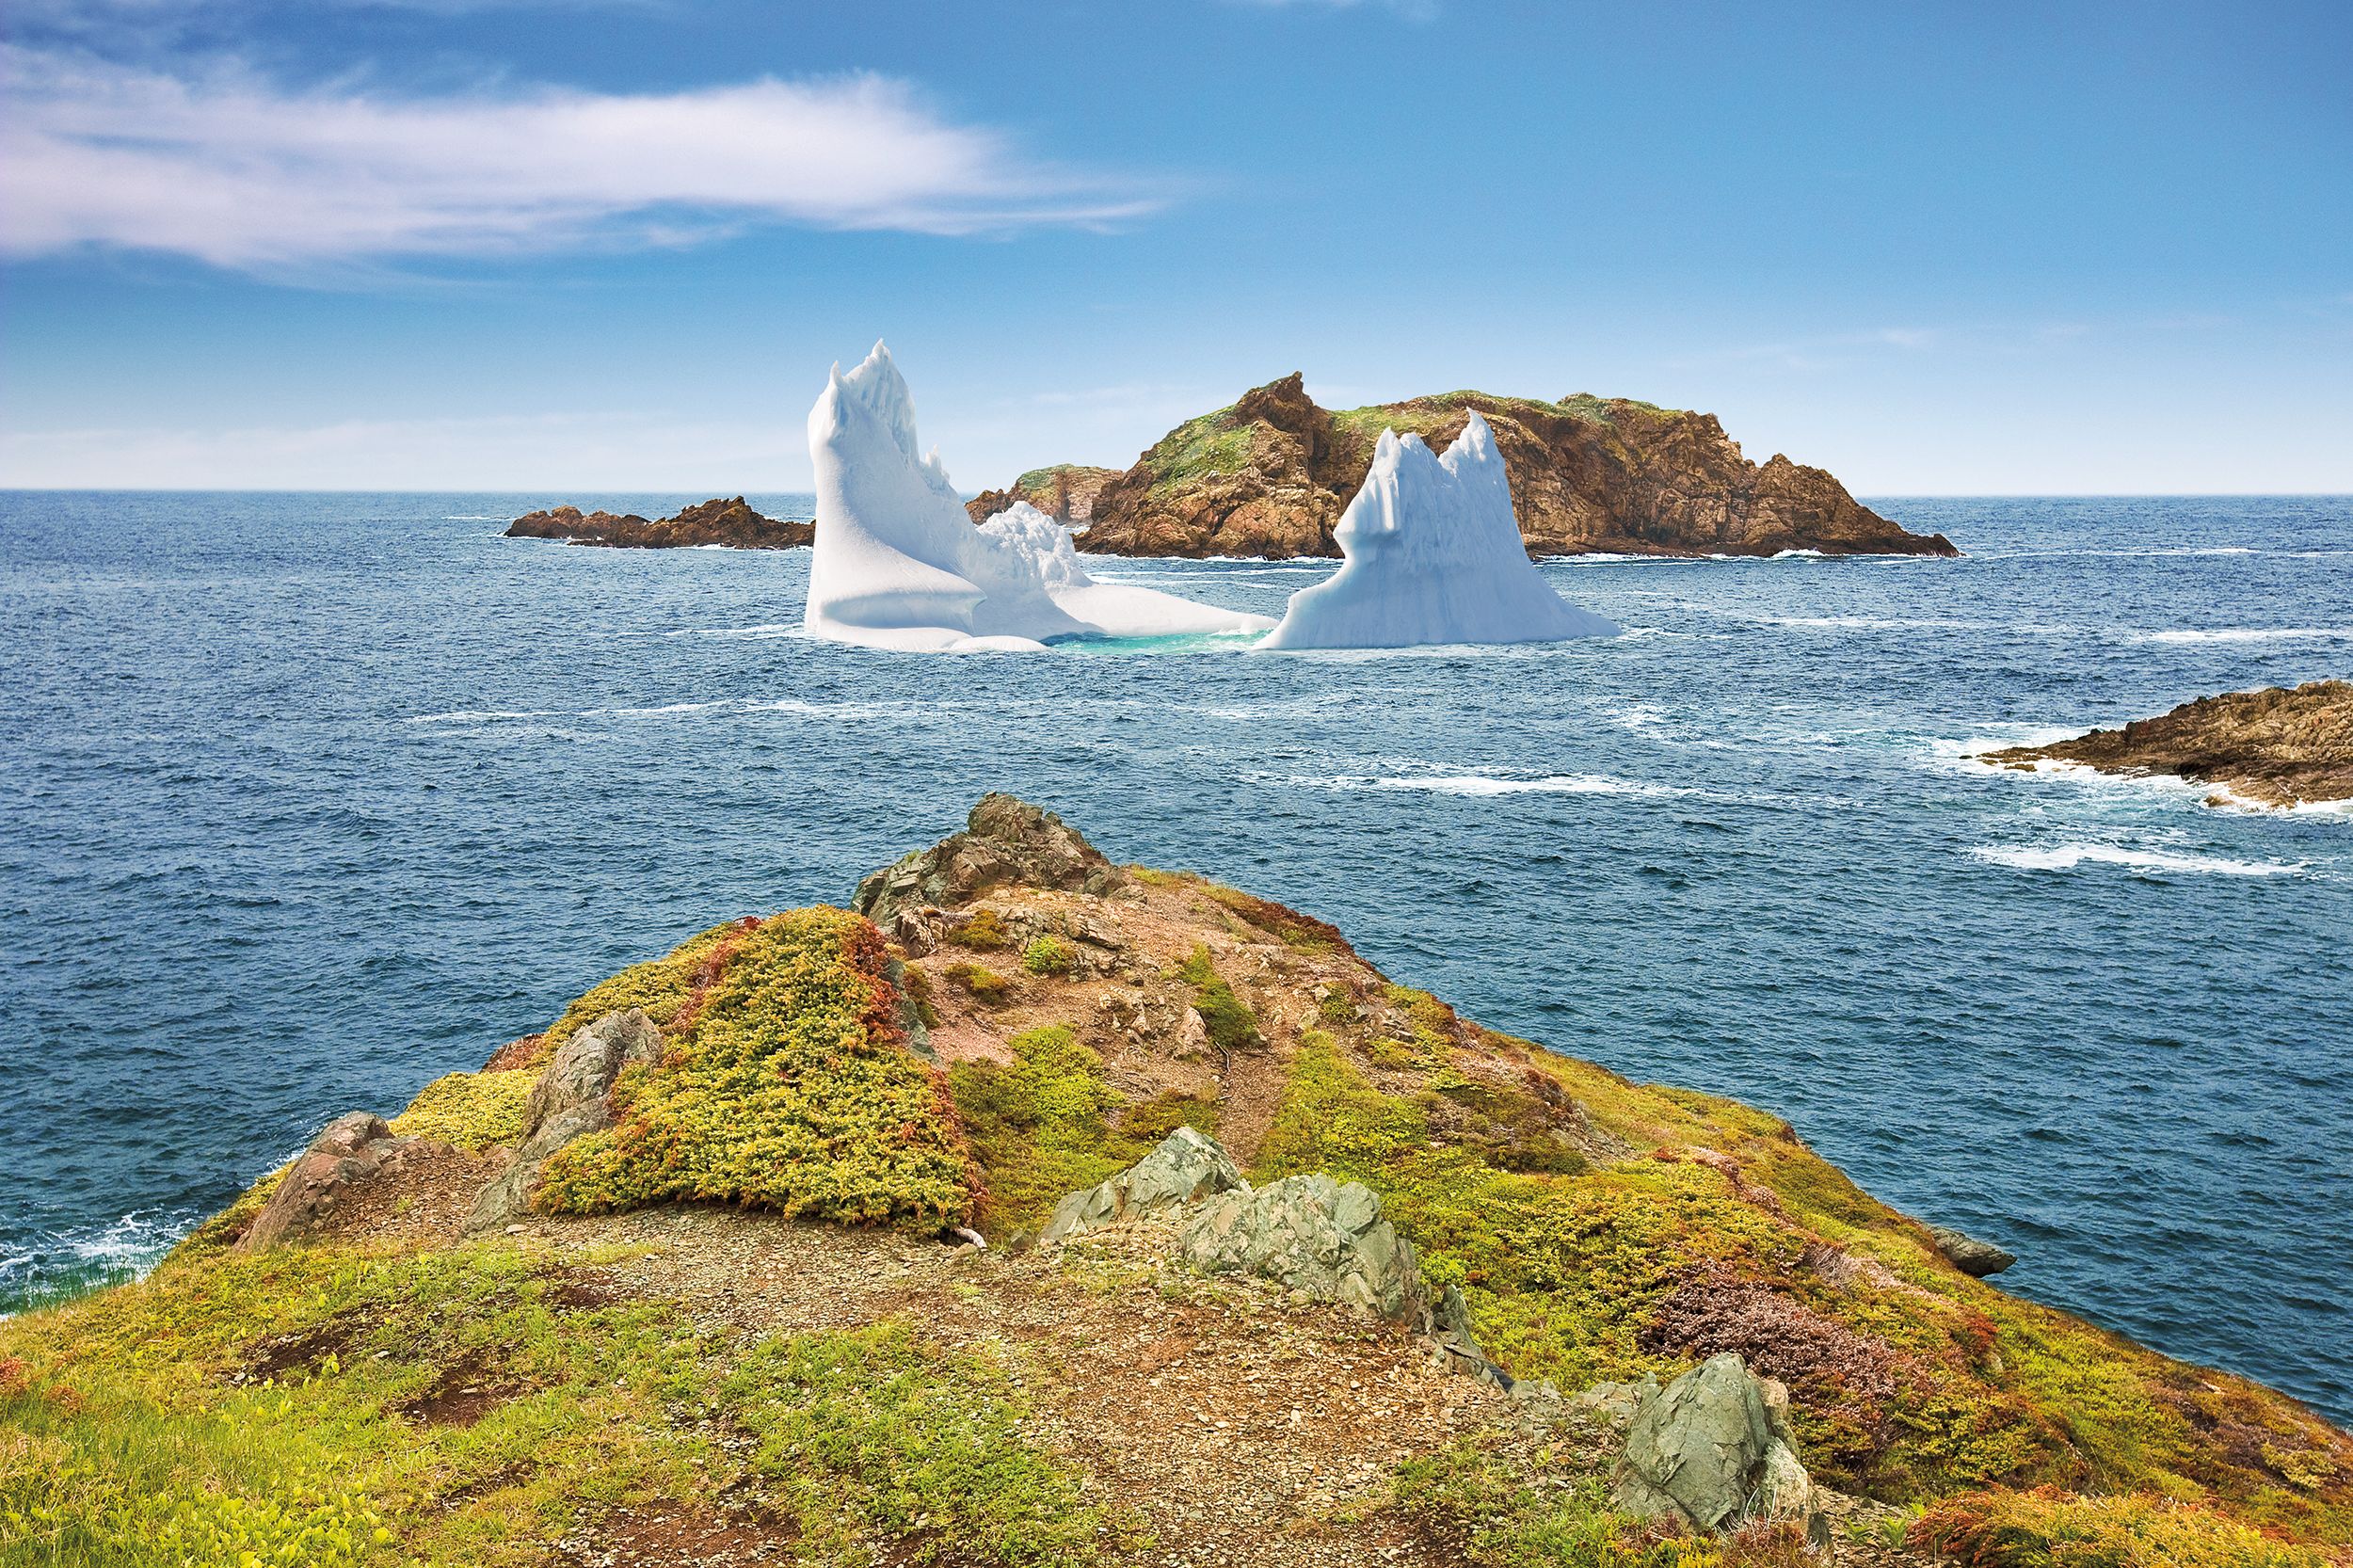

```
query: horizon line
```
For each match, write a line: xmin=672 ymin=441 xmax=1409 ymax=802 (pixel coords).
xmin=3 ymin=487 xmax=2350 ymax=502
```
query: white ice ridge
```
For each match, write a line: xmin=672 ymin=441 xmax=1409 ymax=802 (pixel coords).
xmin=1261 ymin=412 xmax=1619 ymax=649
xmin=803 ymin=343 xmax=1273 ymax=651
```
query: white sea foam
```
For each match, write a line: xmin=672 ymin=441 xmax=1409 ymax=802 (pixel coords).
xmin=406 ymin=708 xmax=564 ymax=724
xmin=1969 ymin=843 xmax=2305 ymax=877
xmin=2135 ymin=627 xmax=2353 ymax=645
xmin=664 ymin=622 xmax=811 ymax=639
xmin=1309 ymin=772 xmax=1694 ymax=798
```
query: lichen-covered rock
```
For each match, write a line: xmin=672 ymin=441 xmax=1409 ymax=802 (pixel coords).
xmin=854 ymin=793 xmax=1126 ymax=937
xmin=1612 ymin=1352 xmax=1816 ymax=1534
xmin=1176 ymin=1173 xmax=1431 ymax=1323
xmin=1929 ymin=1224 xmax=2018 ymax=1277
xmin=237 ymin=1112 xmax=441 ymax=1253
xmin=470 ymin=1009 xmax=661 ymax=1228
xmin=1041 ymin=1127 xmax=1245 ymax=1243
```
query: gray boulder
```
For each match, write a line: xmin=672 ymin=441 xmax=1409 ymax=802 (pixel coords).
xmin=470 ymin=1009 xmax=662 ymax=1228
xmin=1042 ymin=1127 xmax=1245 ymax=1243
xmin=237 ymin=1112 xmax=440 ymax=1253
xmin=1929 ymin=1224 xmax=2017 ymax=1276
xmin=1176 ymin=1174 xmax=1431 ymax=1323
xmin=854 ymin=794 xmax=1126 ymax=941
xmin=1611 ymin=1352 xmax=1816 ymax=1534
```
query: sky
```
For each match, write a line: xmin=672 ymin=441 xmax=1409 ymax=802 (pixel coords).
xmin=3 ymin=0 xmax=2349 ymax=494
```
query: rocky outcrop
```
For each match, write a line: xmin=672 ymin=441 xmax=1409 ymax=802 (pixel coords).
xmin=237 ymin=1112 xmax=444 ymax=1253
xmin=982 ymin=373 xmax=1957 ymax=560
xmin=1042 ymin=1127 xmax=1244 ymax=1243
xmin=1983 ymin=680 xmax=2353 ymax=808
xmin=1044 ymin=1131 xmax=1490 ymax=1375
xmin=852 ymin=793 xmax=1126 ymax=939
xmin=1176 ymin=1175 xmax=1431 ymax=1323
xmin=505 ymin=497 xmax=812 ymax=550
xmin=1612 ymin=1353 xmax=1817 ymax=1536
xmin=470 ymin=1009 xmax=662 ymax=1228
xmin=966 ymin=465 xmax=1121 ymax=529
xmin=1929 ymin=1224 xmax=2018 ymax=1277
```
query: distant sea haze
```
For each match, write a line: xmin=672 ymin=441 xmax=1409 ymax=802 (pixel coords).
xmin=2 ymin=490 xmax=2348 ymax=1425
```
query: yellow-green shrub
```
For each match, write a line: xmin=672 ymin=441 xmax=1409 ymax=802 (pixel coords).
xmin=534 ymin=908 xmax=976 ymax=1226
xmin=392 ymin=1069 xmax=536 ymax=1150
xmin=1910 ymin=1487 xmax=2329 ymax=1567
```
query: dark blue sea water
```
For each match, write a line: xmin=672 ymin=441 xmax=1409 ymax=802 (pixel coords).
xmin=4 ymin=491 xmax=2348 ymax=1423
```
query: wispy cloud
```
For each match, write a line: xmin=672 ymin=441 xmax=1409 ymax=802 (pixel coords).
xmin=0 ymin=46 xmax=1158 ymax=271
xmin=0 ymin=408 xmax=808 ymax=489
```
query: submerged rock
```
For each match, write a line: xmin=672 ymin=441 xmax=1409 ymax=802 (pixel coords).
xmin=1929 ymin=1224 xmax=2018 ymax=1277
xmin=238 ymin=1112 xmax=443 ymax=1253
xmin=470 ymin=1009 xmax=662 ymax=1228
xmin=1982 ymin=680 xmax=2353 ymax=808
xmin=854 ymin=792 xmax=1126 ymax=936
xmin=1612 ymin=1352 xmax=1816 ymax=1534
xmin=1043 ymin=1127 xmax=1244 ymax=1243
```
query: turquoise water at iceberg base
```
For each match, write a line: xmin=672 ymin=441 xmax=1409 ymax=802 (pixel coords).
xmin=2 ymin=491 xmax=2348 ymax=1424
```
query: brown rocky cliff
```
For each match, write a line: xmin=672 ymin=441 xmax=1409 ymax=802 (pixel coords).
xmin=966 ymin=465 xmax=1122 ymax=528
xmin=986 ymin=373 xmax=1957 ymax=560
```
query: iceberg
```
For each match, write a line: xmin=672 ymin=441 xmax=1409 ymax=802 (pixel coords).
xmin=1261 ymin=412 xmax=1619 ymax=649
xmin=803 ymin=343 xmax=1273 ymax=651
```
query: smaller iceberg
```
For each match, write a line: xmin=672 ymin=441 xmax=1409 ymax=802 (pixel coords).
xmin=1261 ymin=412 xmax=1618 ymax=650
xmin=804 ymin=344 xmax=1272 ymax=651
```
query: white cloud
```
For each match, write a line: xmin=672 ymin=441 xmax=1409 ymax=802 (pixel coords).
xmin=0 ymin=409 xmax=810 ymax=489
xmin=0 ymin=47 xmax=1156 ymax=270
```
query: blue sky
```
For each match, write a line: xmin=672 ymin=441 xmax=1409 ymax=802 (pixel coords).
xmin=4 ymin=0 xmax=2348 ymax=492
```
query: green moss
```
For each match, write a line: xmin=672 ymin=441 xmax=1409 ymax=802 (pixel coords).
xmin=533 ymin=908 xmax=976 ymax=1226
xmin=1382 ymin=984 xmax=1458 ymax=1060
xmin=392 ymin=1069 xmax=536 ymax=1152
xmin=946 ymin=1028 xmax=1219 ymax=1237
xmin=945 ymin=961 xmax=1012 ymax=1005
xmin=952 ymin=909 xmax=1011 ymax=951
xmin=1113 ymin=1092 xmax=1219 ymax=1148
xmin=0 ymin=1246 xmax=714 ymax=1568
xmin=1020 ymin=936 xmax=1075 ymax=976
xmin=721 ymin=1321 xmax=1106 ymax=1564
xmin=1176 ymin=946 xmax=1260 ymax=1056
xmin=1392 ymin=1440 xmax=1705 ymax=1566
xmin=948 ymin=1026 xmax=1120 ymax=1234
xmin=0 ymin=1238 xmax=1100 ymax=1568
xmin=1138 ymin=411 xmax=1263 ymax=494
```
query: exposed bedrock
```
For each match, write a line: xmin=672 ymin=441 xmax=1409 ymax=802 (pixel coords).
xmin=1984 ymin=679 xmax=2353 ymax=808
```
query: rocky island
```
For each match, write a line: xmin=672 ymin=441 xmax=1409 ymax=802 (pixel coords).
xmin=1985 ymin=680 xmax=2353 ymax=808
xmin=968 ymin=375 xmax=1960 ymax=561
xmin=506 ymin=495 xmax=812 ymax=550
xmin=3 ymin=797 xmax=2341 ymax=1567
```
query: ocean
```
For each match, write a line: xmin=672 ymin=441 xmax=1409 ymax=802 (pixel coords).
xmin=3 ymin=490 xmax=2346 ymax=1424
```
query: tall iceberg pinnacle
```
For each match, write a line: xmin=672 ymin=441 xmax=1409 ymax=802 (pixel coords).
xmin=1261 ymin=411 xmax=1619 ymax=649
xmin=803 ymin=342 xmax=1272 ymax=651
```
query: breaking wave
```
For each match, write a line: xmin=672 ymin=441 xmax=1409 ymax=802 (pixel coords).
xmin=1969 ymin=843 xmax=2306 ymax=877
